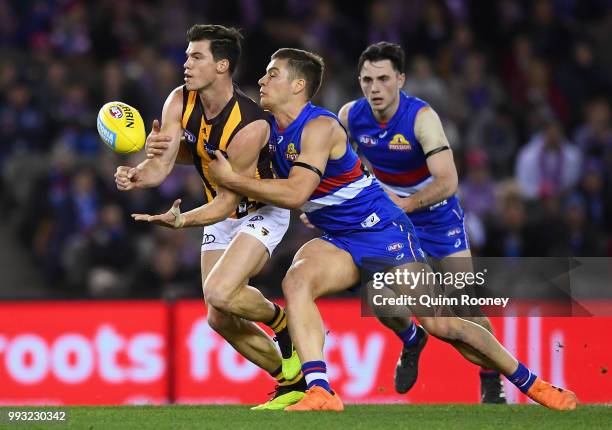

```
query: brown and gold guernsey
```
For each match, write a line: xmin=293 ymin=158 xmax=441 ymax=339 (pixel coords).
xmin=181 ymin=84 xmax=273 ymax=218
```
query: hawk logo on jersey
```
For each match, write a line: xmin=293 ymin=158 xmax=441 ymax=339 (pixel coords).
xmin=285 ymin=143 xmax=299 ymax=161
xmin=249 ymin=215 xmax=264 ymax=221
xmin=388 ymin=134 xmax=411 ymax=151
xmin=108 ymin=106 xmax=123 ymax=119
xmin=183 ymin=129 xmax=196 ymax=143
xmin=359 ymin=135 xmax=378 ymax=147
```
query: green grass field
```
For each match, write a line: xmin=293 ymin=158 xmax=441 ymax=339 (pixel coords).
xmin=1 ymin=405 xmax=610 ymax=430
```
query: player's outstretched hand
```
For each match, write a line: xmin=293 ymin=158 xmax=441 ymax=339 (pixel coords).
xmin=300 ymin=213 xmax=315 ymax=229
xmin=115 ymin=165 xmax=143 ymax=191
xmin=145 ymin=119 xmax=172 ymax=158
xmin=209 ymin=150 xmax=234 ymax=182
xmin=132 ymin=199 xmax=185 ymax=228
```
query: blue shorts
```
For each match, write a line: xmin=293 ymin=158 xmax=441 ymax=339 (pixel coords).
xmin=321 ymin=215 xmax=426 ymax=273
xmin=413 ymin=219 xmax=470 ymax=260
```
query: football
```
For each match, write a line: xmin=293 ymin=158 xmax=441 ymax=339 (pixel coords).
xmin=96 ymin=101 xmax=146 ymax=154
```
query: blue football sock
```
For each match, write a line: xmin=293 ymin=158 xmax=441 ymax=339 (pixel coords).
xmin=506 ymin=362 xmax=537 ymax=393
xmin=397 ymin=322 xmax=419 ymax=347
xmin=302 ymin=360 xmax=332 ymax=393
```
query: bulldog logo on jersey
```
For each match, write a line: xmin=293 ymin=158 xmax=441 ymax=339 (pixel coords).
xmin=285 ymin=143 xmax=299 ymax=161
xmin=388 ymin=134 xmax=411 ymax=151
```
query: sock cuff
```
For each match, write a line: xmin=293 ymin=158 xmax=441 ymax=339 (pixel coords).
xmin=507 ymin=362 xmax=537 ymax=393
xmin=269 ymin=365 xmax=284 ymax=382
xmin=302 ymin=360 xmax=327 ymax=375
xmin=397 ymin=322 xmax=418 ymax=346
xmin=267 ymin=304 xmax=287 ymax=333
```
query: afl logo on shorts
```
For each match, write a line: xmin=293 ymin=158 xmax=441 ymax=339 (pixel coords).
xmin=108 ymin=106 xmax=123 ymax=119
xmin=359 ymin=135 xmax=378 ymax=147
xmin=386 ymin=242 xmax=404 ymax=252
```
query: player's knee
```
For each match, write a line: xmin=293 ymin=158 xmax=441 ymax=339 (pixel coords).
xmin=206 ymin=307 xmax=233 ymax=334
xmin=281 ymin=271 xmax=314 ymax=301
xmin=421 ymin=317 xmax=459 ymax=341
xmin=203 ymin=277 xmax=233 ymax=312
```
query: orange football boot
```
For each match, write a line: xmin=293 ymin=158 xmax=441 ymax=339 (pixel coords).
xmin=526 ymin=378 xmax=578 ymax=410
xmin=284 ymin=386 xmax=344 ymax=411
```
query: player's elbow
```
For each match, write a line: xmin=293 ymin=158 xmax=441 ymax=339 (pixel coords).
xmin=433 ymin=172 xmax=458 ymax=198
xmin=286 ymin=191 xmax=310 ymax=210
xmin=445 ymin=173 xmax=458 ymax=196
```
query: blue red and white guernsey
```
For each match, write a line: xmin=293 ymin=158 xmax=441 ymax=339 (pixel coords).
xmin=347 ymin=91 xmax=469 ymax=259
xmin=269 ymin=102 xmax=425 ymax=270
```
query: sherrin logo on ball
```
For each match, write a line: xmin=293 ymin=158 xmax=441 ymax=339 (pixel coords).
xmin=97 ymin=101 xmax=145 ymax=154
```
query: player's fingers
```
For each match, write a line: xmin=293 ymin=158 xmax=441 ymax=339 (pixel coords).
xmin=146 ymin=148 xmax=165 ymax=158
xmin=127 ymin=167 xmax=138 ymax=180
xmin=114 ymin=166 xmax=129 ymax=178
xmin=152 ymin=119 xmax=160 ymax=133
xmin=172 ymin=199 xmax=182 ymax=208
xmin=300 ymin=213 xmax=315 ymax=229
xmin=131 ymin=213 xmax=151 ymax=221
xmin=150 ymin=134 xmax=171 ymax=143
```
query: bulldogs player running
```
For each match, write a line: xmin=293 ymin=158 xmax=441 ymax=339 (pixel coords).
xmin=207 ymin=47 xmax=577 ymax=411
xmin=337 ymin=42 xmax=505 ymax=402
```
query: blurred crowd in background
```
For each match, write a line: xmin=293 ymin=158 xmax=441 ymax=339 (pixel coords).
xmin=1 ymin=0 xmax=611 ymax=299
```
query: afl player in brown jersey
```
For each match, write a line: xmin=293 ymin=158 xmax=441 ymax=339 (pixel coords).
xmin=114 ymin=25 xmax=305 ymax=408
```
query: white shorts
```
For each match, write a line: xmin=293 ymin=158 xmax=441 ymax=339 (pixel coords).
xmin=201 ymin=205 xmax=290 ymax=256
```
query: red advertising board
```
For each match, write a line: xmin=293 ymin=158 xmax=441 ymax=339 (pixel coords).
xmin=0 ymin=299 xmax=610 ymax=405
xmin=0 ymin=301 xmax=169 ymax=405
xmin=173 ymin=300 xmax=612 ymax=405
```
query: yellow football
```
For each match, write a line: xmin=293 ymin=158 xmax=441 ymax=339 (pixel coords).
xmin=96 ymin=102 xmax=146 ymax=154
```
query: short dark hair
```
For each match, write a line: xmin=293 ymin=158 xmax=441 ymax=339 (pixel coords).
xmin=358 ymin=42 xmax=405 ymax=75
xmin=271 ymin=48 xmax=325 ymax=100
xmin=186 ymin=24 xmax=243 ymax=74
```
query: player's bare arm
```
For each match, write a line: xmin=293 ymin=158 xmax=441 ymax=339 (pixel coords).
xmin=388 ymin=107 xmax=458 ymax=212
xmin=210 ymin=116 xmax=340 ymax=210
xmin=298 ymin=101 xmax=356 ymax=229
xmin=337 ymin=100 xmax=357 ymax=132
xmin=146 ymin=136 xmax=192 ymax=164
xmin=179 ymin=119 xmax=270 ymax=226
xmin=132 ymin=119 xmax=270 ymax=228
xmin=114 ymin=87 xmax=182 ymax=190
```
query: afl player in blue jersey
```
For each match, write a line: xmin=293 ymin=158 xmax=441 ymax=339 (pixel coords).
xmin=208 ymin=48 xmax=577 ymax=412
xmin=114 ymin=25 xmax=305 ymax=409
xmin=337 ymin=42 xmax=504 ymax=403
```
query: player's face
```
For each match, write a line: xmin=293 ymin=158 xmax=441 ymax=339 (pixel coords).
xmin=258 ymin=59 xmax=295 ymax=111
xmin=359 ymin=60 xmax=405 ymax=114
xmin=183 ymin=40 xmax=219 ymax=91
